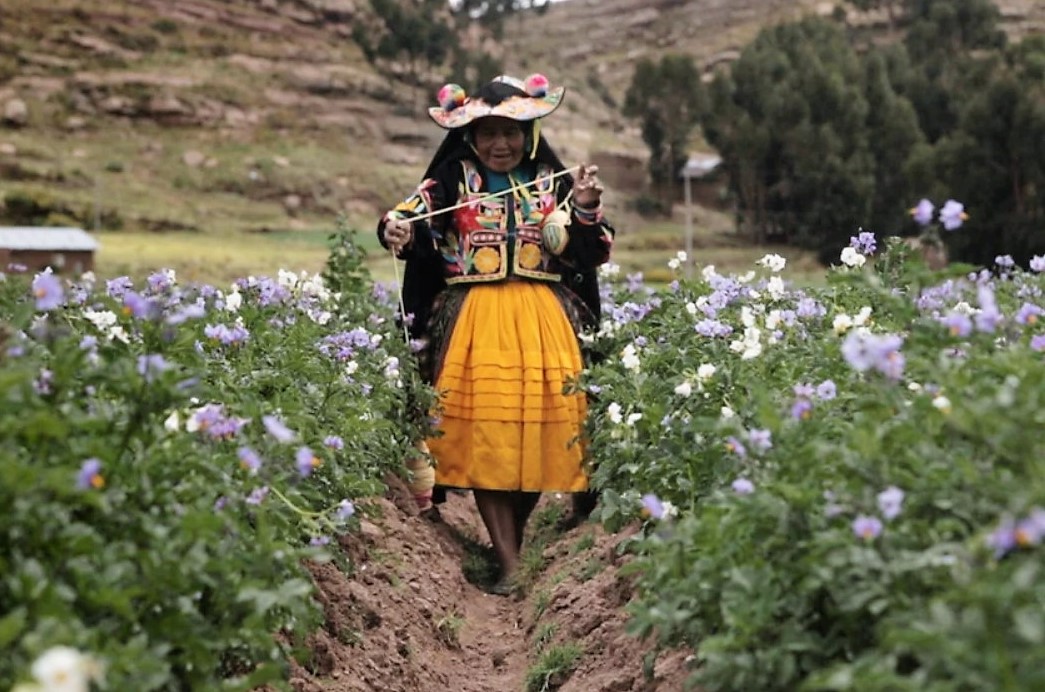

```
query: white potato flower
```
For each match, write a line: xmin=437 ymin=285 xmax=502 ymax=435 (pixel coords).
xmin=757 ymin=253 xmax=787 ymax=272
xmin=620 ymin=344 xmax=641 ymax=372
xmin=164 ymin=411 xmax=180 ymax=432
xmin=833 ymin=314 xmax=854 ymax=335
xmin=766 ymin=276 xmax=786 ymax=300
xmin=224 ymin=289 xmax=242 ymax=312
xmin=840 ymin=247 xmax=866 ymax=268
xmin=30 ymin=646 xmax=102 ymax=692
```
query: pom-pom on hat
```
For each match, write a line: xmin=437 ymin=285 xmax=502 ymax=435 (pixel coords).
xmin=437 ymin=83 xmax=467 ymax=112
xmin=428 ymin=74 xmax=565 ymax=129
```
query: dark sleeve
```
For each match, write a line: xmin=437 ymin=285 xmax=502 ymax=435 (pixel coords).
xmin=553 ymin=176 xmax=614 ymax=271
xmin=376 ymin=162 xmax=461 ymax=337
xmin=553 ymin=180 xmax=615 ymax=324
xmin=376 ymin=163 xmax=458 ymax=261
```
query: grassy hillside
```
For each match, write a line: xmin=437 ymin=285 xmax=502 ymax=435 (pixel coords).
xmin=0 ymin=0 xmax=436 ymax=283
xmin=2 ymin=1 xmax=1039 ymax=284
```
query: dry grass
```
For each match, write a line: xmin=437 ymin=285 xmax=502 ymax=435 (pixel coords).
xmin=96 ymin=229 xmax=383 ymax=286
xmin=94 ymin=219 xmax=825 ymax=289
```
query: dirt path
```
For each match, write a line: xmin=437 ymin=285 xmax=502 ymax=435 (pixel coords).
xmin=286 ymin=486 xmax=692 ymax=692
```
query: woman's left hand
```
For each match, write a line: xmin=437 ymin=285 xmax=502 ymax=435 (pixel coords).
xmin=573 ymin=164 xmax=603 ymax=208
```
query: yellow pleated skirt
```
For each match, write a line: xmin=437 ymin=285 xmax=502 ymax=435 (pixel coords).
xmin=426 ymin=281 xmax=589 ymax=493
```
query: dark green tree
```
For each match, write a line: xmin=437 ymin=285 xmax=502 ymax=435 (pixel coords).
xmin=623 ymin=54 xmax=704 ymax=205
xmin=929 ymin=36 xmax=1045 ymax=266
xmin=354 ymin=0 xmax=455 ymax=88
xmin=849 ymin=0 xmax=903 ymax=30
xmin=903 ymin=0 xmax=1007 ymax=141
xmin=861 ymin=49 xmax=925 ymax=233
xmin=701 ymin=18 xmax=875 ymax=255
xmin=451 ymin=0 xmax=550 ymax=39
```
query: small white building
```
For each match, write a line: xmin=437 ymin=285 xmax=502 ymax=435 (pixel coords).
xmin=0 ymin=227 xmax=99 ymax=274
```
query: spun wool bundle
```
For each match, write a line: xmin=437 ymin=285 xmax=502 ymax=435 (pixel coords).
xmin=405 ymin=440 xmax=436 ymax=511
xmin=540 ymin=208 xmax=570 ymax=256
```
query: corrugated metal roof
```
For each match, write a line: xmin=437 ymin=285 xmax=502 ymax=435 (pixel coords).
xmin=0 ymin=227 xmax=100 ymax=251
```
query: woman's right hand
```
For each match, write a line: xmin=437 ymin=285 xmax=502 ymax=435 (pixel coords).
xmin=383 ymin=214 xmax=414 ymax=253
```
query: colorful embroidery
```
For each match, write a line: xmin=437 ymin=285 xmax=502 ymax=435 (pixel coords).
xmin=442 ymin=161 xmax=566 ymax=284
xmin=473 ymin=247 xmax=501 ymax=274
xmin=518 ymin=243 xmax=542 ymax=269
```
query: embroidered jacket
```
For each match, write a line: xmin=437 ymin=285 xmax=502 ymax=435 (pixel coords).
xmin=378 ymin=155 xmax=615 ymax=337
xmin=390 ymin=159 xmax=612 ymax=284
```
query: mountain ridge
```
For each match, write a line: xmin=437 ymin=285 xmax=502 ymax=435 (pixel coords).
xmin=1 ymin=0 xmax=1041 ymax=238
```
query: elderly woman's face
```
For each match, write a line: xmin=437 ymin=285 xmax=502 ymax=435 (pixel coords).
xmin=472 ymin=117 xmax=525 ymax=172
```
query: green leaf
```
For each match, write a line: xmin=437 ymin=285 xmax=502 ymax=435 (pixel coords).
xmin=0 ymin=607 xmax=27 ymax=648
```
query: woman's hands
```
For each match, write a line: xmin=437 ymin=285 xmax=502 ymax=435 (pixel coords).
xmin=573 ymin=164 xmax=603 ymax=209
xmin=383 ymin=215 xmax=414 ymax=253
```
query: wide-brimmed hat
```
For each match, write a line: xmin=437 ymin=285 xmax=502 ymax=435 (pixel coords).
xmin=428 ymin=74 xmax=565 ymax=130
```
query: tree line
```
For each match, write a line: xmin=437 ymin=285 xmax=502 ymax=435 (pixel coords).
xmin=624 ymin=0 xmax=1044 ymax=267
xmin=351 ymin=0 xmax=548 ymax=91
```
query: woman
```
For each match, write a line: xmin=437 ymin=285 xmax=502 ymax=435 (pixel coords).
xmin=378 ymin=74 xmax=613 ymax=594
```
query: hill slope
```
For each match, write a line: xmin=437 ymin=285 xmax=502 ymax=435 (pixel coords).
xmin=0 ymin=0 xmax=1040 ymax=281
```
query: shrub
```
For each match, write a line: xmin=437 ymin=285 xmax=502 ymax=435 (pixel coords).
xmin=1 ymin=228 xmax=424 ymax=689
xmin=584 ymin=237 xmax=1045 ymax=690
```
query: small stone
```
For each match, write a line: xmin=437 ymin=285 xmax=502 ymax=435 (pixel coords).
xmin=358 ymin=519 xmax=382 ymax=540
xmin=0 ymin=142 xmax=16 ymax=156
xmin=283 ymin=194 xmax=302 ymax=214
xmin=182 ymin=150 xmax=206 ymax=167
xmin=2 ymin=99 xmax=28 ymax=127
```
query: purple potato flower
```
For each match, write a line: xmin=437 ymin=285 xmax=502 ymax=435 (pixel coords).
xmin=1014 ymin=302 xmax=1042 ymax=326
xmin=816 ymin=380 xmax=837 ymax=401
xmin=337 ymin=499 xmax=356 ymax=520
xmin=853 ymin=515 xmax=883 ymax=541
xmin=940 ymin=312 xmax=973 ymax=337
xmin=731 ymin=478 xmax=755 ymax=495
xmin=77 ymin=458 xmax=104 ymax=490
xmin=747 ymin=429 xmax=772 ymax=453
xmin=136 ymin=354 xmax=170 ymax=382
xmin=987 ymin=517 xmax=1017 ymax=558
xmin=237 ymin=446 xmax=262 ymax=474
xmin=876 ymin=486 xmax=905 ymax=520
xmin=262 ymin=415 xmax=296 ymax=443
xmin=246 ymin=486 xmax=269 ymax=505
xmin=641 ymin=493 xmax=665 ymax=520
xmin=910 ymin=199 xmax=934 ymax=226
xmin=938 ymin=200 xmax=967 ymax=231
xmin=32 ymin=272 xmax=64 ymax=311
xmin=296 ymin=446 xmax=320 ymax=477
xmin=791 ymin=398 xmax=813 ymax=420
xmin=849 ymin=231 xmax=877 ymax=255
